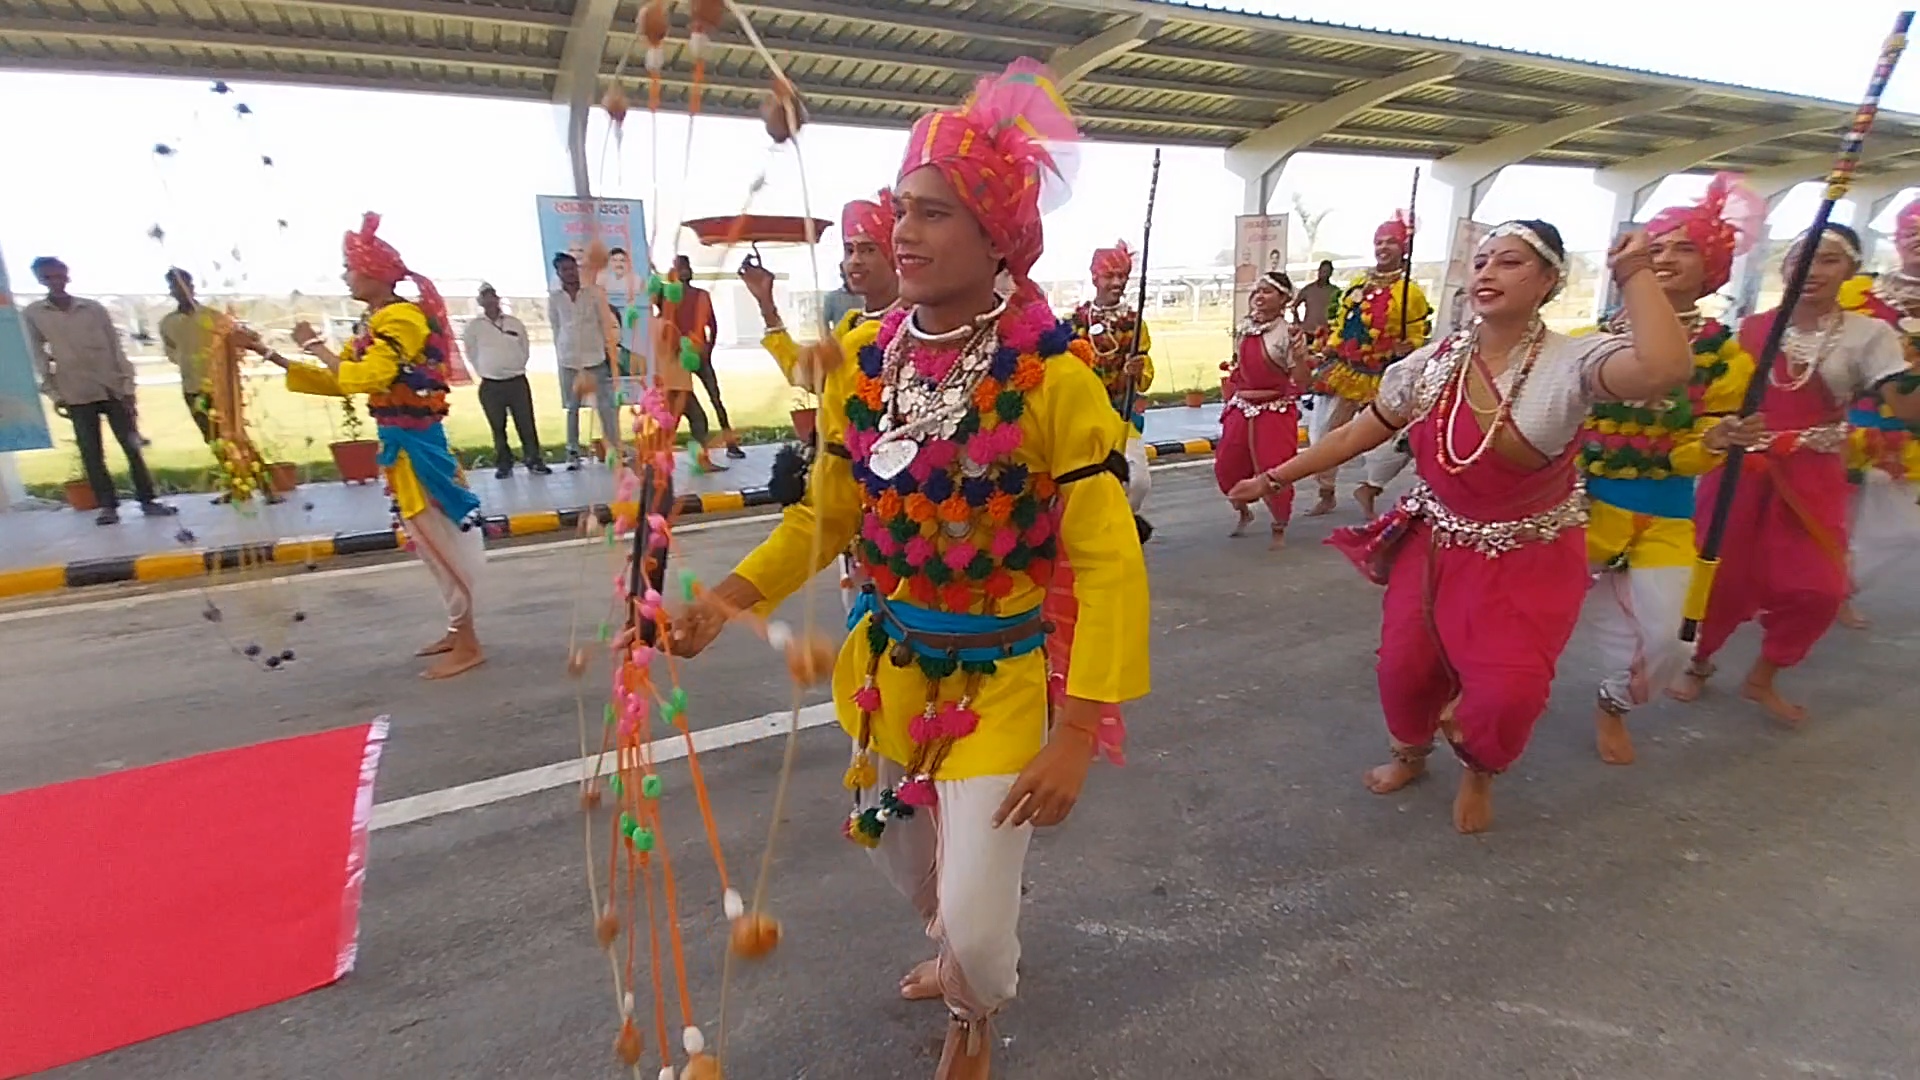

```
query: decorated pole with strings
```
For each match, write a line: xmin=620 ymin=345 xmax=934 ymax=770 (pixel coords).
xmin=1399 ymin=168 xmax=1419 ymax=350
xmin=1120 ymin=148 xmax=1161 ymax=422
xmin=1680 ymin=11 xmax=1912 ymax=643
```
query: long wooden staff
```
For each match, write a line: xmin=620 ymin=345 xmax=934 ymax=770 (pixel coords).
xmin=1398 ymin=168 xmax=1419 ymax=350
xmin=1681 ymin=11 xmax=1913 ymax=642
xmin=1121 ymin=148 xmax=1161 ymax=422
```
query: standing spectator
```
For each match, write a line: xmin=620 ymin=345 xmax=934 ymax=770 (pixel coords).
xmin=463 ymin=284 xmax=549 ymax=478
xmin=159 ymin=268 xmax=215 ymax=442
xmin=548 ymin=252 xmax=620 ymax=469
xmin=822 ymin=269 xmax=860 ymax=330
xmin=672 ymin=254 xmax=745 ymax=460
xmin=1293 ymin=259 xmax=1337 ymax=340
xmin=25 ymin=257 xmax=176 ymax=525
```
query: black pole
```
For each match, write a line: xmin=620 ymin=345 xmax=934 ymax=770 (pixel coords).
xmin=1399 ymin=168 xmax=1419 ymax=350
xmin=1121 ymin=148 xmax=1161 ymax=422
xmin=1679 ymin=10 xmax=1913 ymax=642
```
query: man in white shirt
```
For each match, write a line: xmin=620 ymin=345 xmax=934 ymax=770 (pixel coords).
xmin=24 ymin=256 xmax=175 ymax=525
xmin=462 ymin=283 xmax=550 ymax=478
xmin=547 ymin=252 xmax=621 ymax=468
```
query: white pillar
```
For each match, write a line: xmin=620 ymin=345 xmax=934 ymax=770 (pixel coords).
xmin=1431 ymin=173 xmax=1494 ymax=338
xmin=1242 ymin=166 xmax=1278 ymax=216
xmin=1730 ymin=188 xmax=1791 ymax=321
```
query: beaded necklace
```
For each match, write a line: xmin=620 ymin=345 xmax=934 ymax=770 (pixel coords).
xmin=1772 ymin=311 xmax=1844 ymax=392
xmin=1436 ymin=320 xmax=1546 ymax=474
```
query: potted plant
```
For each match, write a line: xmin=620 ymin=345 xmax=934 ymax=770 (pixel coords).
xmin=789 ymin=386 xmax=819 ymax=444
xmin=268 ymin=461 xmax=300 ymax=493
xmin=60 ymin=438 xmax=97 ymax=510
xmin=329 ymin=398 xmax=380 ymax=483
xmin=1184 ymin=380 xmax=1207 ymax=409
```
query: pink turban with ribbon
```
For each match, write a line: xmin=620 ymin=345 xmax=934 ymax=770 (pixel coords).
xmin=1374 ymin=211 xmax=1411 ymax=247
xmin=1090 ymin=240 xmax=1133 ymax=279
xmin=1642 ymin=173 xmax=1765 ymax=294
xmin=840 ymin=189 xmax=896 ymax=264
xmin=342 ymin=212 xmax=470 ymax=385
xmin=1896 ymin=196 xmax=1920 ymax=243
xmin=898 ymin=58 xmax=1080 ymax=304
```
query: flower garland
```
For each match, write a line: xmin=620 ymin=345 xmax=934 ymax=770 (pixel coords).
xmin=1070 ymin=302 xmax=1140 ymax=401
xmin=1580 ymin=319 xmax=1744 ymax=480
xmin=1840 ymin=274 xmax=1920 ymax=483
xmin=839 ymin=301 xmax=1074 ymax=846
xmin=1321 ymin=274 xmax=1416 ymax=400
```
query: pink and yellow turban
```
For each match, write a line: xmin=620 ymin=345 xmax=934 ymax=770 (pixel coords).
xmin=1642 ymin=173 xmax=1764 ymax=294
xmin=840 ymin=190 xmax=896 ymax=264
xmin=898 ymin=58 xmax=1079 ymax=304
xmin=1896 ymin=196 xmax=1920 ymax=244
xmin=1374 ymin=211 xmax=1411 ymax=247
xmin=343 ymin=212 xmax=470 ymax=384
xmin=1090 ymin=240 xmax=1133 ymax=279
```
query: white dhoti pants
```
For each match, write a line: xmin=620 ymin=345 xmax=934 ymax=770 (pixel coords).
xmin=1583 ymin=564 xmax=1691 ymax=713
xmin=1850 ymin=471 xmax=1920 ymax=592
xmin=1123 ymin=428 xmax=1150 ymax=513
xmin=405 ymin=508 xmax=486 ymax=631
xmin=1360 ymin=434 xmax=1412 ymax=491
xmin=865 ymin=755 xmax=1031 ymax=1020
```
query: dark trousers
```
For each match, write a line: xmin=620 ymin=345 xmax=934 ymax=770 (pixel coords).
xmin=634 ymin=467 xmax=673 ymax=648
xmin=672 ymin=388 xmax=711 ymax=446
xmin=70 ymin=397 xmax=158 ymax=509
xmin=478 ymin=375 xmax=544 ymax=465
xmin=185 ymin=389 xmax=213 ymax=442
xmin=692 ymin=355 xmax=731 ymax=433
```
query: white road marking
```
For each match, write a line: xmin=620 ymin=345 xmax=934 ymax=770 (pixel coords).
xmin=0 ymin=457 xmax=1217 ymax=623
xmin=369 ymin=701 xmax=838 ymax=831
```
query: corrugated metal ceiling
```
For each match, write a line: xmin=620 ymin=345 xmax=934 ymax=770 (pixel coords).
xmin=1 ymin=0 xmax=1915 ymax=179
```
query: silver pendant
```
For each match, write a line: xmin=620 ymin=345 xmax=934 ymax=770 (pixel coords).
xmin=868 ymin=436 xmax=919 ymax=481
xmin=1089 ymin=322 xmax=1106 ymax=337
xmin=960 ymin=457 xmax=988 ymax=478
xmin=942 ymin=517 xmax=971 ymax=539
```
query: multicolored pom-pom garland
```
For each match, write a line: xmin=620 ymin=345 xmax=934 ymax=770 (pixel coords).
xmin=1581 ymin=319 xmax=1745 ymax=480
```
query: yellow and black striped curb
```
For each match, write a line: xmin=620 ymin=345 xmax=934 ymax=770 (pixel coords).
xmin=0 ymin=437 xmax=1224 ymax=600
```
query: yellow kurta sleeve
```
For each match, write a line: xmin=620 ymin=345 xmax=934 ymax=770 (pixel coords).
xmin=762 ymin=327 xmax=803 ymax=384
xmin=284 ymin=361 xmax=347 ymax=397
xmin=1133 ymin=318 xmax=1155 ymax=394
xmin=1041 ymin=356 xmax=1151 ymax=704
xmin=336 ymin=304 xmax=425 ymax=395
xmin=732 ymin=360 xmax=863 ymax=615
xmin=1390 ymin=281 xmax=1432 ymax=350
xmin=1667 ymin=340 xmax=1755 ymax=477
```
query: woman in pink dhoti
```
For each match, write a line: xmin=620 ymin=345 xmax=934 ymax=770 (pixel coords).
xmin=1671 ymin=224 xmax=1920 ymax=723
xmin=1215 ymin=271 xmax=1314 ymax=549
xmin=1230 ymin=221 xmax=1693 ymax=833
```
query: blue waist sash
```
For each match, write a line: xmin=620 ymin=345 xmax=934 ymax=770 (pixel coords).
xmin=1587 ymin=474 xmax=1696 ymax=519
xmin=378 ymin=422 xmax=483 ymax=525
xmin=848 ymin=590 xmax=1048 ymax=663
xmin=1848 ymin=405 xmax=1903 ymax=432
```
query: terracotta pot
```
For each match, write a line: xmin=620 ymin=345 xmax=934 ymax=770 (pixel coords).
xmin=268 ymin=461 xmax=299 ymax=494
xmin=591 ymin=436 xmax=608 ymax=462
xmin=790 ymin=407 xmax=818 ymax=444
xmin=64 ymin=478 xmax=98 ymax=511
xmin=1184 ymin=390 xmax=1206 ymax=408
xmin=329 ymin=439 xmax=381 ymax=484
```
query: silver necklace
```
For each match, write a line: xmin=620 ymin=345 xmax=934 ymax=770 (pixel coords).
xmin=1773 ymin=311 xmax=1844 ymax=392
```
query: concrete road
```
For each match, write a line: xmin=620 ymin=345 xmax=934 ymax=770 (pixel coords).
xmin=7 ymin=461 xmax=1920 ymax=1080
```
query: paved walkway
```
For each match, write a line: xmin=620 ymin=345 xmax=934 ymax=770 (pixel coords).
xmin=0 ymin=406 xmax=1224 ymax=594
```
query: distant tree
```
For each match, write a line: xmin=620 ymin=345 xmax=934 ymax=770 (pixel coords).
xmin=1289 ymin=192 xmax=1333 ymax=263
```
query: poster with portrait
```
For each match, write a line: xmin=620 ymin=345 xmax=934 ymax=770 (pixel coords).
xmin=1232 ymin=214 xmax=1289 ymax=324
xmin=0 ymin=250 xmax=54 ymax=453
xmin=534 ymin=196 xmax=650 ymax=381
xmin=1438 ymin=218 xmax=1493 ymax=334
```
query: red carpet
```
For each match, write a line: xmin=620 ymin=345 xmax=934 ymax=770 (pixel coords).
xmin=0 ymin=719 xmax=388 ymax=1078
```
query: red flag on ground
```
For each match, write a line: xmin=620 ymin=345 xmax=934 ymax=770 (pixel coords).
xmin=0 ymin=719 xmax=388 ymax=1078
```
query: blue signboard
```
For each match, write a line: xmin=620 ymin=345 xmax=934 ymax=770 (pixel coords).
xmin=0 ymin=250 xmax=54 ymax=452
xmin=534 ymin=196 xmax=651 ymax=381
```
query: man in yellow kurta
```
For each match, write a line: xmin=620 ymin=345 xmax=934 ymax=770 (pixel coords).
xmin=244 ymin=214 xmax=486 ymax=679
xmin=1069 ymin=240 xmax=1154 ymax=525
xmin=668 ymin=60 xmax=1148 ymax=1080
xmin=1309 ymin=212 xmax=1430 ymax=517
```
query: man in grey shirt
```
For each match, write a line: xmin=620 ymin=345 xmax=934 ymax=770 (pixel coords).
xmin=24 ymin=257 xmax=175 ymax=524
xmin=547 ymin=251 xmax=621 ymax=468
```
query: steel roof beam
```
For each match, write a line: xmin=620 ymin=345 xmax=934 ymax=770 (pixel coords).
xmin=0 ymin=16 xmax=554 ymax=73
xmin=1226 ymin=56 xmax=1463 ymax=188
xmin=1594 ymin=119 xmax=1833 ymax=213
xmin=1740 ymin=138 xmax=1920 ymax=196
xmin=1048 ymin=14 xmax=1160 ymax=90
xmin=256 ymin=0 xmax=574 ymax=31
xmin=555 ymin=0 xmax=618 ymax=196
xmin=1434 ymin=89 xmax=1694 ymax=210
xmin=726 ymin=0 xmax=1081 ymax=48
xmin=0 ymin=48 xmax=552 ymax=97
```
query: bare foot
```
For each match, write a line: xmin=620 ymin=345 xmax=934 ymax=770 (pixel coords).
xmin=1304 ymin=491 xmax=1337 ymax=517
xmin=1838 ymin=601 xmax=1870 ymax=630
xmin=1363 ymin=755 xmax=1426 ymax=794
xmin=1741 ymin=678 xmax=1807 ymax=726
xmin=1453 ymin=770 xmax=1494 ymax=834
xmin=423 ymin=644 xmax=486 ymax=680
xmin=899 ymin=958 xmax=941 ymax=1002
xmin=1667 ymin=662 xmax=1712 ymax=703
xmin=1594 ymin=706 xmax=1636 ymax=765
xmin=414 ymin=633 xmax=456 ymax=657
xmin=935 ymin=1017 xmax=991 ymax=1080
xmin=1229 ymin=502 xmax=1254 ymax=537
xmin=1355 ymin=484 xmax=1379 ymax=519
xmin=1268 ymin=526 xmax=1286 ymax=551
